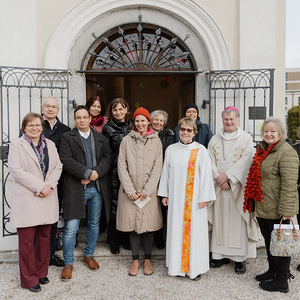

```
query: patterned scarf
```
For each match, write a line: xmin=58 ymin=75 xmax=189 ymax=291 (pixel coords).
xmin=243 ymin=142 xmax=277 ymax=213
xmin=24 ymin=132 xmax=48 ymax=179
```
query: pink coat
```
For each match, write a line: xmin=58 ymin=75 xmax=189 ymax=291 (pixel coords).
xmin=8 ymin=137 xmax=62 ymax=228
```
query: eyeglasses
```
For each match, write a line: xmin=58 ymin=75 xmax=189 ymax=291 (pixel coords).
xmin=26 ymin=124 xmax=42 ymax=128
xmin=74 ymin=116 xmax=90 ymax=120
xmin=179 ymin=127 xmax=193 ymax=133
xmin=43 ymin=105 xmax=59 ymax=110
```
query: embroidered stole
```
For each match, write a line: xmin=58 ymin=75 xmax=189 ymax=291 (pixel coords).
xmin=181 ymin=148 xmax=199 ymax=273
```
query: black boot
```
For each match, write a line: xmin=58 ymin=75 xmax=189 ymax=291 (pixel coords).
xmin=259 ymin=271 xmax=289 ymax=293
xmin=255 ymin=270 xmax=276 ymax=282
xmin=256 ymin=255 xmax=276 ymax=282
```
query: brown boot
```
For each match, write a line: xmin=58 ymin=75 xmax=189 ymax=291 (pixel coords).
xmin=61 ymin=264 xmax=73 ymax=281
xmin=144 ymin=259 xmax=153 ymax=275
xmin=128 ymin=260 xmax=139 ymax=276
xmin=84 ymin=256 xmax=99 ymax=270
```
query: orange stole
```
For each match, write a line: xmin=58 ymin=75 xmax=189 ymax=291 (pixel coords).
xmin=181 ymin=148 xmax=199 ymax=273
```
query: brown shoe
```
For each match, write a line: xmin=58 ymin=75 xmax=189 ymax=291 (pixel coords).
xmin=128 ymin=260 xmax=139 ymax=276
xmin=144 ymin=259 xmax=153 ymax=275
xmin=61 ymin=264 xmax=73 ymax=281
xmin=84 ymin=256 xmax=99 ymax=270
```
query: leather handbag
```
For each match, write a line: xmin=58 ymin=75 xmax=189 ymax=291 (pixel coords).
xmin=270 ymin=218 xmax=300 ymax=257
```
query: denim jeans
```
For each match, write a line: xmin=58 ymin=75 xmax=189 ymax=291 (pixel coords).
xmin=63 ymin=187 xmax=103 ymax=265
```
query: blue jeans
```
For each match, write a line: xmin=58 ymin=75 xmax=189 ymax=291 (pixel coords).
xmin=63 ymin=187 xmax=103 ymax=265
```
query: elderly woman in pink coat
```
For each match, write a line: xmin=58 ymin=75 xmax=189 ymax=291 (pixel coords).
xmin=8 ymin=112 xmax=62 ymax=293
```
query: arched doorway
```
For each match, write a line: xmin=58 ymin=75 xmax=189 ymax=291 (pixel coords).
xmin=81 ymin=23 xmax=198 ymax=128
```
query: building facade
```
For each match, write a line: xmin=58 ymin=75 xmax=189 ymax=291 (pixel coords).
xmin=285 ymin=68 xmax=300 ymax=120
xmin=0 ymin=0 xmax=286 ymax=250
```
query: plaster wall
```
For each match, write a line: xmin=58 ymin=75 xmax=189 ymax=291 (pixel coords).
xmin=0 ymin=0 xmax=37 ymax=67
xmin=240 ymin=0 xmax=286 ymax=123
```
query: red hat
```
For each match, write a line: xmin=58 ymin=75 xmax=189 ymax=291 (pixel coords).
xmin=133 ymin=107 xmax=151 ymax=122
xmin=224 ymin=106 xmax=240 ymax=114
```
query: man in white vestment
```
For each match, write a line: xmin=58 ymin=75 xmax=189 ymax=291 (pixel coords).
xmin=158 ymin=117 xmax=216 ymax=280
xmin=208 ymin=106 xmax=259 ymax=274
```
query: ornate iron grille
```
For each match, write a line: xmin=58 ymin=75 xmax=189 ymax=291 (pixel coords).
xmin=83 ymin=23 xmax=195 ymax=72
xmin=0 ymin=66 xmax=70 ymax=237
xmin=209 ymin=69 xmax=274 ymax=143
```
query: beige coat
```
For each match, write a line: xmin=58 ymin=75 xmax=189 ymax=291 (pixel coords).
xmin=116 ymin=130 xmax=163 ymax=234
xmin=8 ymin=137 xmax=62 ymax=228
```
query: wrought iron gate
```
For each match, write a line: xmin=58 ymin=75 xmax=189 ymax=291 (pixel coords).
xmin=0 ymin=66 xmax=70 ymax=237
xmin=209 ymin=69 xmax=274 ymax=143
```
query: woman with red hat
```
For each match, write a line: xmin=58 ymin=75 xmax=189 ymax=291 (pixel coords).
xmin=116 ymin=107 xmax=163 ymax=276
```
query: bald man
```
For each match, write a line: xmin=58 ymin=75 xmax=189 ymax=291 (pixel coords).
xmin=42 ymin=97 xmax=70 ymax=267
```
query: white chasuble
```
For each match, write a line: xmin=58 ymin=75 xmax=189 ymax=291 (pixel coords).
xmin=208 ymin=128 xmax=260 ymax=261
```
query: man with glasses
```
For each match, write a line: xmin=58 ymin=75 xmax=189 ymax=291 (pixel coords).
xmin=59 ymin=106 xmax=112 ymax=281
xmin=42 ymin=97 xmax=70 ymax=267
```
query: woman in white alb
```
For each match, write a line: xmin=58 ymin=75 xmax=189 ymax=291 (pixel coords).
xmin=158 ymin=117 xmax=216 ymax=280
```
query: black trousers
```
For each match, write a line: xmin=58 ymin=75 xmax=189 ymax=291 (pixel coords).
xmin=257 ymin=217 xmax=291 ymax=281
xmin=106 ymin=219 xmax=130 ymax=246
xmin=129 ymin=231 xmax=154 ymax=260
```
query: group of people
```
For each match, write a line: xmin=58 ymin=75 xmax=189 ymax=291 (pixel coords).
xmin=8 ymin=97 xmax=299 ymax=294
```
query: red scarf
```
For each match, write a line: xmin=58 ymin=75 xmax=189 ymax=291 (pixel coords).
xmin=90 ymin=114 xmax=103 ymax=126
xmin=243 ymin=142 xmax=277 ymax=213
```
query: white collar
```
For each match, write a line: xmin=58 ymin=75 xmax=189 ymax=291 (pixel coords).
xmin=78 ymin=129 xmax=91 ymax=139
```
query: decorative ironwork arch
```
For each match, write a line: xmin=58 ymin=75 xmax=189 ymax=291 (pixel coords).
xmin=81 ymin=23 xmax=196 ymax=73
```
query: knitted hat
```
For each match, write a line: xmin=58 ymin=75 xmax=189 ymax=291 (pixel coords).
xmin=133 ymin=107 xmax=151 ymax=122
xmin=183 ymin=103 xmax=199 ymax=120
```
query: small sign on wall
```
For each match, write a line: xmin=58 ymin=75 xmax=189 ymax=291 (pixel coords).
xmin=248 ymin=106 xmax=266 ymax=120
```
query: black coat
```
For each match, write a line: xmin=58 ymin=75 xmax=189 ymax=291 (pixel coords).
xmin=158 ymin=126 xmax=174 ymax=159
xmin=43 ymin=117 xmax=71 ymax=151
xmin=59 ymin=128 xmax=113 ymax=220
xmin=43 ymin=117 xmax=70 ymax=206
xmin=292 ymin=142 xmax=300 ymax=224
xmin=102 ymin=118 xmax=132 ymax=218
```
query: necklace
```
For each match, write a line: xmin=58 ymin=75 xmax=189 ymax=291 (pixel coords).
xmin=221 ymin=133 xmax=237 ymax=163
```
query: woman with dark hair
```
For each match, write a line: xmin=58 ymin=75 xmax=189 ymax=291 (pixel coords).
xmin=86 ymin=96 xmax=108 ymax=133
xmin=102 ymin=98 xmax=132 ymax=254
xmin=8 ymin=112 xmax=62 ymax=292
xmin=117 ymin=107 xmax=163 ymax=276
xmin=173 ymin=103 xmax=213 ymax=148
xmin=292 ymin=127 xmax=300 ymax=272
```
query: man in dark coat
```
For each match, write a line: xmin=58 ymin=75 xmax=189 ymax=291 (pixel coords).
xmin=42 ymin=96 xmax=70 ymax=267
xmin=173 ymin=103 xmax=213 ymax=148
xmin=59 ymin=106 xmax=112 ymax=281
xmin=292 ymin=138 xmax=300 ymax=272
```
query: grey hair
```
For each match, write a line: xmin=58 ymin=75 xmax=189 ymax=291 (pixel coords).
xmin=42 ymin=96 xmax=60 ymax=107
xmin=260 ymin=117 xmax=286 ymax=141
xmin=178 ymin=117 xmax=198 ymax=135
xmin=221 ymin=109 xmax=240 ymax=118
xmin=150 ymin=110 xmax=168 ymax=126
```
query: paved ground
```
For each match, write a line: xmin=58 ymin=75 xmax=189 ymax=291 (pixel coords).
xmin=1 ymin=243 xmax=300 ymax=300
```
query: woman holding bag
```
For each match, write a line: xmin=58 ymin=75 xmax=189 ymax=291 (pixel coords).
xmin=244 ymin=117 xmax=299 ymax=293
